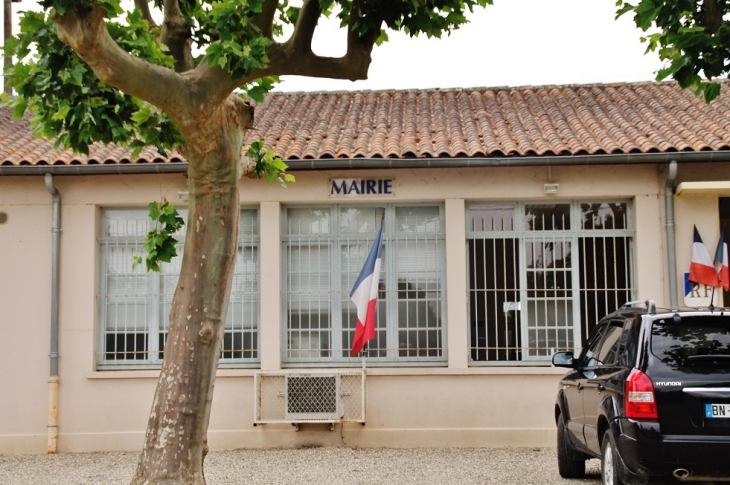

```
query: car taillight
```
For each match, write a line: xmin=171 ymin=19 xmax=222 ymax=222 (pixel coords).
xmin=625 ymin=368 xmax=658 ymax=420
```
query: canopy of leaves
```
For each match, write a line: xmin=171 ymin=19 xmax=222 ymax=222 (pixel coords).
xmin=4 ymin=0 xmax=491 ymax=155
xmin=617 ymin=0 xmax=730 ymax=102
xmin=3 ymin=9 xmax=183 ymax=155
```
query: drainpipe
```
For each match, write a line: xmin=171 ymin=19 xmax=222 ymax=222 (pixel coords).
xmin=44 ymin=174 xmax=60 ymax=454
xmin=665 ymin=161 xmax=678 ymax=311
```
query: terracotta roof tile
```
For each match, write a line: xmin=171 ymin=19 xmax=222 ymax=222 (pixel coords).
xmin=4 ymin=81 xmax=730 ymax=167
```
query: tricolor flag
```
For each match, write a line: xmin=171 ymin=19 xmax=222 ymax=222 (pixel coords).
xmin=350 ymin=218 xmax=385 ymax=356
xmin=715 ymin=227 xmax=730 ymax=292
xmin=689 ymin=225 xmax=720 ymax=288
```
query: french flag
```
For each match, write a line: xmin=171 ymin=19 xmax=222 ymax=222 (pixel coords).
xmin=350 ymin=219 xmax=385 ymax=356
xmin=715 ymin=227 xmax=730 ymax=292
xmin=689 ymin=225 xmax=720 ymax=288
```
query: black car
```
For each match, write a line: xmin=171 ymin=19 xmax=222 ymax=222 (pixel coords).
xmin=552 ymin=300 xmax=730 ymax=484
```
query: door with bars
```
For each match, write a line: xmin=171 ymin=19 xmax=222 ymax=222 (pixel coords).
xmin=467 ymin=201 xmax=634 ymax=364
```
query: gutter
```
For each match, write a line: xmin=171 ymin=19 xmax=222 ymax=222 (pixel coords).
xmin=284 ymin=151 xmax=730 ymax=170
xmin=44 ymin=174 xmax=61 ymax=454
xmin=1 ymin=151 xmax=729 ymax=175
xmin=0 ymin=162 xmax=189 ymax=176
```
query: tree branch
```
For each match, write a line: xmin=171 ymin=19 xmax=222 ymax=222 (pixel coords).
xmin=53 ymin=6 xmax=195 ymax=118
xmin=252 ymin=0 xmax=279 ymax=40
xmin=161 ymin=0 xmax=195 ymax=72
xmin=285 ymin=0 xmax=321 ymax=55
xmin=188 ymin=0 xmax=382 ymax=106
xmin=134 ymin=0 xmax=158 ymax=30
xmin=701 ymin=0 xmax=728 ymax=34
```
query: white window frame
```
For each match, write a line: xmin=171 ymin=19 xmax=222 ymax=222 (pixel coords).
xmin=97 ymin=207 xmax=260 ymax=370
xmin=466 ymin=200 xmax=635 ymax=366
xmin=281 ymin=203 xmax=447 ymax=367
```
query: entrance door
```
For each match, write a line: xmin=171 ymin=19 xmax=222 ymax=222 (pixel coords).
xmin=523 ymin=236 xmax=575 ymax=360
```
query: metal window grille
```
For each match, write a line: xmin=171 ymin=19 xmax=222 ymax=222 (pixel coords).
xmin=283 ymin=204 xmax=445 ymax=365
xmin=467 ymin=201 xmax=634 ymax=364
xmin=98 ymin=208 xmax=260 ymax=369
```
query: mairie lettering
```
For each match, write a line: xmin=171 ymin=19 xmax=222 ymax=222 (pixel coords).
xmin=330 ymin=179 xmax=393 ymax=196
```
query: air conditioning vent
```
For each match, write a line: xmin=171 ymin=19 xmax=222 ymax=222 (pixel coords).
xmin=285 ymin=374 xmax=342 ymax=420
xmin=254 ymin=370 xmax=365 ymax=424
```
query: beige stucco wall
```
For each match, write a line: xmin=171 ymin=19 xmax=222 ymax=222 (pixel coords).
xmin=2 ymin=161 xmax=718 ymax=454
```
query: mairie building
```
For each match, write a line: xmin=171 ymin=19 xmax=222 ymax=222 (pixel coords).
xmin=2 ymin=81 xmax=730 ymax=453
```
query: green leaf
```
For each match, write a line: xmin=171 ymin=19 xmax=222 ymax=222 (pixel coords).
xmin=148 ymin=201 xmax=160 ymax=220
xmin=131 ymin=105 xmax=153 ymax=125
xmin=702 ymin=82 xmax=722 ymax=102
xmin=11 ymin=97 xmax=27 ymax=119
xmin=376 ymin=30 xmax=389 ymax=46
xmin=51 ymin=103 xmax=70 ymax=121
xmin=162 ymin=201 xmax=176 ymax=215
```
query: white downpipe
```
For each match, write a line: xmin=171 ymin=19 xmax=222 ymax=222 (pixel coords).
xmin=44 ymin=174 xmax=61 ymax=453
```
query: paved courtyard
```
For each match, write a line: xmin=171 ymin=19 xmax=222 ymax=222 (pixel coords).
xmin=0 ymin=447 xmax=602 ymax=484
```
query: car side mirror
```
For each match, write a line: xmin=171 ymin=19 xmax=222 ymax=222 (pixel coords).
xmin=552 ymin=351 xmax=575 ymax=368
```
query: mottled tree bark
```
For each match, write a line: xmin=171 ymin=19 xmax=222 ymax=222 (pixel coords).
xmin=131 ymin=97 xmax=253 ymax=485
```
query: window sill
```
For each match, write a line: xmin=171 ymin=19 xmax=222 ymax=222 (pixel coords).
xmin=86 ymin=369 xmax=260 ymax=379
xmin=86 ymin=366 xmax=566 ymax=379
xmin=361 ymin=366 xmax=567 ymax=376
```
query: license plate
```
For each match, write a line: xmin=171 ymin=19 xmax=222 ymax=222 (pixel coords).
xmin=705 ymin=403 xmax=730 ymax=418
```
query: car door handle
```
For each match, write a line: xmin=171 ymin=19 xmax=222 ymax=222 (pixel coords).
xmin=577 ymin=383 xmax=584 ymax=392
xmin=597 ymin=384 xmax=605 ymax=393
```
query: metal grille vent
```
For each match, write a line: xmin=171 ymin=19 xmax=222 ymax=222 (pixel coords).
xmin=254 ymin=371 xmax=365 ymax=424
xmin=286 ymin=374 xmax=340 ymax=419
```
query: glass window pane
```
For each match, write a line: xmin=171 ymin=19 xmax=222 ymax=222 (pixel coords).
xmin=580 ymin=203 xmax=628 ymax=230
xmin=596 ymin=323 xmax=624 ymax=365
xmin=287 ymin=208 xmax=331 ymax=235
xmin=339 ymin=207 xmax=381 ymax=234
xmin=525 ymin=204 xmax=571 ymax=231
xmin=468 ymin=205 xmax=515 ymax=232
xmin=396 ymin=206 xmax=441 ymax=233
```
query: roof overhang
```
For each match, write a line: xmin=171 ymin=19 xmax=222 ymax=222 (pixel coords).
xmin=676 ymin=181 xmax=730 ymax=196
xmin=1 ymin=151 xmax=729 ymax=175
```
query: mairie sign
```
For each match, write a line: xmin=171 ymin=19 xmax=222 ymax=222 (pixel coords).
xmin=329 ymin=178 xmax=395 ymax=197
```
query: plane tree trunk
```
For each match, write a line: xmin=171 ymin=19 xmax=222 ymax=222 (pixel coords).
xmin=130 ymin=96 xmax=253 ymax=485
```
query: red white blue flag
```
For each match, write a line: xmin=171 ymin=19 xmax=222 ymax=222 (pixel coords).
xmin=350 ymin=218 xmax=385 ymax=356
xmin=689 ymin=225 xmax=720 ymax=288
xmin=715 ymin=227 xmax=730 ymax=292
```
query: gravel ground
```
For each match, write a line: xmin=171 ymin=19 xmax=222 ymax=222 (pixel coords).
xmin=0 ymin=447 xmax=602 ymax=485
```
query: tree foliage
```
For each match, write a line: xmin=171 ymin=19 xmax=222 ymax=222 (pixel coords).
xmin=4 ymin=9 xmax=182 ymax=156
xmin=617 ymin=0 xmax=730 ymax=101
xmin=4 ymin=0 xmax=492 ymax=156
xmin=132 ymin=199 xmax=185 ymax=272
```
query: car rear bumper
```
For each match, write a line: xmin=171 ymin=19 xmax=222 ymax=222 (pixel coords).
xmin=615 ymin=418 xmax=730 ymax=482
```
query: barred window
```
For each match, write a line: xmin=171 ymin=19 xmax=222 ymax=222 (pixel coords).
xmin=467 ymin=201 xmax=634 ymax=364
xmin=98 ymin=208 xmax=260 ymax=369
xmin=283 ymin=204 xmax=446 ymax=365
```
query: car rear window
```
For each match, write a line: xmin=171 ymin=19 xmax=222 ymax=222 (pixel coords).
xmin=651 ymin=315 xmax=730 ymax=368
